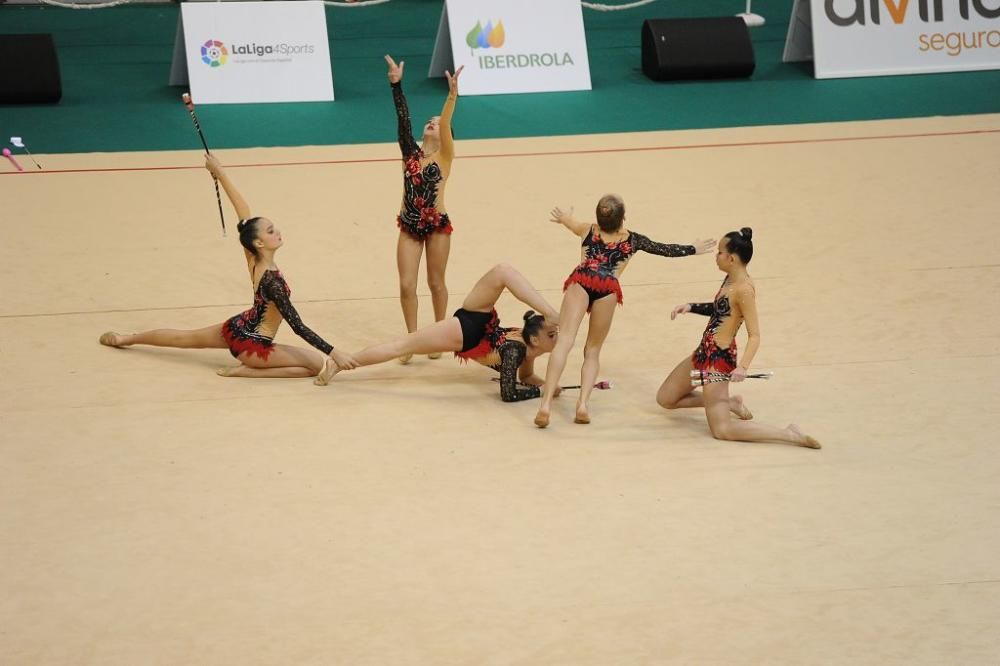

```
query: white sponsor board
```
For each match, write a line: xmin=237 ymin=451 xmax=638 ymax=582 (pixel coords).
xmin=429 ymin=0 xmax=592 ymax=95
xmin=784 ymin=0 xmax=1000 ymax=78
xmin=172 ymin=1 xmax=334 ymax=103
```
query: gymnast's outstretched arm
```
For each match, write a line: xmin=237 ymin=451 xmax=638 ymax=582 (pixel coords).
xmin=438 ymin=66 xmax=463 ymax=161
xmin=630 ymin=231 xmax=704 ymax=258
xmin=386 ymin=55 xmax=419 ymax=158
xmin=549 ymin=206 xmax=591 ymax=238
xmin=260 ymin=273 xmax=334 ymax=354
xmin=205 ymin=155 xmax=255 ymax=270
xmin=205 ymin=155 xmax=251 ymax=222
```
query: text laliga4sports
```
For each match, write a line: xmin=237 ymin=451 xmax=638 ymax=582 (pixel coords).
xmin=231 ymin=42 xmax=315 ymax=57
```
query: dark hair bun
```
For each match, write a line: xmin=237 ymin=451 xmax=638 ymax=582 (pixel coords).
xmin=237 ymin=219 xmax=248 ymax=233
xmin=723 ymin=228 xmax=754 ymax=264
xmin=521 ymin=309 xmax=546 ymax=346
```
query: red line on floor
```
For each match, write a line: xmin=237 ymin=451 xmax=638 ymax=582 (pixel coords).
xmin=3 ymin=128 xmax=998 ymax=176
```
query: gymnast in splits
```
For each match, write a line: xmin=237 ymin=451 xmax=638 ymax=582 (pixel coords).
xmin=315 ymin=264 xmax=559 ymax=402
xmin=534 ymin=195 xmax=716 ymax=427
xmin=386 ymin=54 xmax=464 ymax=363
xmin=99 ymin=155 xmax=356 ymax=379
xmin=655 ymin=228 xmax=821 ymax=448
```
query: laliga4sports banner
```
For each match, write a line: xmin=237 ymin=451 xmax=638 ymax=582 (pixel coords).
xmin=800 ymin=0 xmax=1000 ymax=77
xmin=174 ymin=1 xmax=334 ymax=103
xmin=429 ymin=0 xmax=592 ymax=95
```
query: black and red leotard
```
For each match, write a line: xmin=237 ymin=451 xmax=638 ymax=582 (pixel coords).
xmin=564 ymin=227 xmax=696 ymax=309
xmin=690 ymin=279 xmax=738 ymax=374
xmin=453 ymin=308 xmax=541 ymax=402
xmin=392 ymin=81 xmax=453 ymax=240
xmin=221 ymin=269 xmax=334 ymax=360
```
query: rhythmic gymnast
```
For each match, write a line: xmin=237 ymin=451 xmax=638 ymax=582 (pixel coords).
xmin=385 ymin=54 xmax=464 ymax=363
xmin=655 ymin=228 xmax=821 ymax=448
xmin=534 ymin=195 xmax=716 ymax=427
xmin=315 ymin=263 xmax=560 ymax=403
xmin=99 ymin=156 xmax=356 ymax=379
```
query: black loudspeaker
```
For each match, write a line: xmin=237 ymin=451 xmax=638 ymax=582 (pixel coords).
xmin=642 ymin=18 xmax=755 ymax=81
xmin=0 ymin=34 xmax=63 ymax=104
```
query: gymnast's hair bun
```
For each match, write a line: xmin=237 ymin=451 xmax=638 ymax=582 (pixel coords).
xmin=595 ymin=194 xmax=626 ymax=233
xmin=237 ymin=219 xmax=248 ymax=233
xmin=522 ymin=309 xmax=546 ymax=345
xmin=740 ymin=227 xmax=753 ymax=240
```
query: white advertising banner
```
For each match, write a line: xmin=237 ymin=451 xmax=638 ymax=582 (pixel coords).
xmin=429 ymin=0 xmax=592 ymax=95
xmin=177 ymin=1 xmax=334 ymax=104
xmin=802 ymin=0 xmax=1000 ymax=78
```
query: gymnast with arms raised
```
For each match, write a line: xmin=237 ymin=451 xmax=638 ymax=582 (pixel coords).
xmin=99 ymin=155 xmax=356 ymax=379
xmin=386 ymin=54 xmax=464 ymax=363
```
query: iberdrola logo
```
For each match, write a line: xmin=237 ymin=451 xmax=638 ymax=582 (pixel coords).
xmin=201 ymin=39 xmax=228 ymax=67
xmin=466 ymin=19 xmax=505 ymax=52
xmin=470 ymin=17 xmax=575 ymax=72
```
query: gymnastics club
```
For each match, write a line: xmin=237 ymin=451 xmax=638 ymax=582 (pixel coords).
xmin=181 ymin=92 xmax=226 ymax=236
xmin=690 ymin=370 xmax=773 ymax=387
xmin=493 ymin=379 xmax=612 ymax=390
xmin=561 ymin=380 xmax=613 ymax=391
xmin=9 ymin=137 xmax=41 ymax=169
xmin=2 ymin=148 xmax=23 ymax=172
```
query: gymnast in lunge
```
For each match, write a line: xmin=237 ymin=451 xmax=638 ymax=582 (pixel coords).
xmin=99 ymin=155 xmax=356 ymax=379
xmin=655 ymin=228 xmax=821 ymax=449
xmin=315 ymin=264 xmax=559 ymax=403
xmin=534 ymin=195 xmax=716 ymax=428
xmin=386 ymin=54 xmax=464 ymax=364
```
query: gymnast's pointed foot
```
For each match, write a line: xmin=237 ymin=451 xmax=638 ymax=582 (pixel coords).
xmin=573 ymin=403 xmax=591 ymax=425
xmin=730 ymin=394 xmax=753 ymax=420
xmin=788 ymin=423 xmax=821 ymax=449
xmin=398 ymin=353 xmax=413 ymax=365
xmin=217 ymin=365 xmax=248 ymax=377
xmin=99 ymin=331 xmax=130 ymax=348
xmin=314 ymin=356 xmax=340 ymax=386
xmin=534 ymin=407 xmax=551 ymax=429
xmin=427 ymin=351 xmax=442 ymax=360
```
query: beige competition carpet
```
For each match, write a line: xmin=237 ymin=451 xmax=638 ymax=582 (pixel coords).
xmin=2 ymin=114 xmax=999 ymax=664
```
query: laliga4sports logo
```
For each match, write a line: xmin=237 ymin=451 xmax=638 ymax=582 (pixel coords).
xmin=201 ymin=39 xmax=228 ymax=67
xmin=466 ymin=19 xmax=506 ymax=51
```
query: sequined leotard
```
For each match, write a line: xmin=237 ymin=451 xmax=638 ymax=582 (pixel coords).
xmin=221 ymin=268 xmax=333 ymax=360
xmin=453 ymin=308 xmax=541 ymax=402
xmin=564 ymin=226 xmax=696 ymax=309
xmin=392 ymin=81 xmax=455 ymax=240
xmin=690 ymin=278 xmax=740 ymax=374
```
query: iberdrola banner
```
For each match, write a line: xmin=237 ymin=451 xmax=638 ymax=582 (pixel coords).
xmin=429 ymin=0 xmax=592 ymax=95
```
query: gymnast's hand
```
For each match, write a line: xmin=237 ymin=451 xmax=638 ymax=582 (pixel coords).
xmin=670 ymin=303 xmax=691 ymax=320
xmin=330 ymin=349 xmax=358 ymax=371
xmin=730 ymin=367 xmax=747 ymax=383
xmin=692 ymin=238 xmax=717 ymax=254
xmin=385 ymin=55 xmax=404 ymax=84
xmin=205 ymin=154 xmax=223 ymax=177
xmin=445 ymin=66 xmax=464 ymax=95
xmin=550 ymin=206 xmax=573 ymax=225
